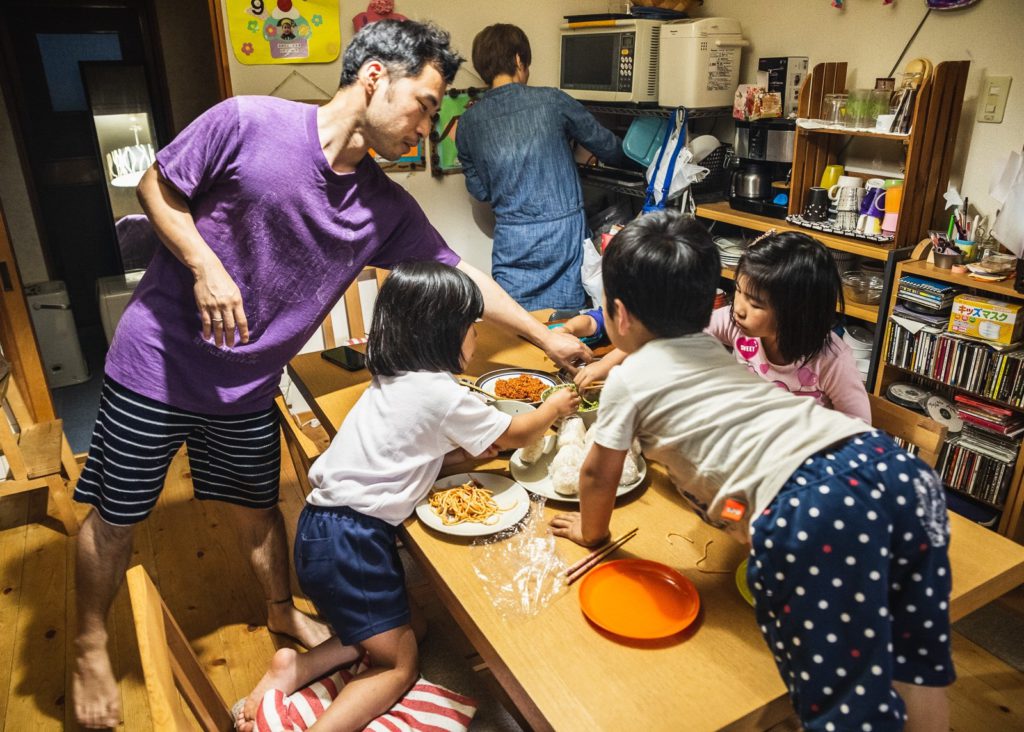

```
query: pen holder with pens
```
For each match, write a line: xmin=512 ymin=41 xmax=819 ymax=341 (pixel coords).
xmin=925 ymin=234 xmax=962 ymax=270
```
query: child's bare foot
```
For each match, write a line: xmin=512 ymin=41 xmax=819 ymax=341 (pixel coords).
xmin=239 ymin=647 xmax=302 ymax=730
xmin=267 ymin=600 xmax=332 ymax=648
xmin=72 ymin=640 xmax=122 ymax=729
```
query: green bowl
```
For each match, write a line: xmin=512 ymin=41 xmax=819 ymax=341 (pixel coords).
xmin=541 ymin=384 xmax=600 ymax=426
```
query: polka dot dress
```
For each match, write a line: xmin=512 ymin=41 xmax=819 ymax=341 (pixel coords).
xmin=748 ymin=430 xmax=954 ymax=731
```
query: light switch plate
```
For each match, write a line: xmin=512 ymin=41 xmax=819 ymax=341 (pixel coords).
xmin=978 ymin=74 xmax=1011 ymax=123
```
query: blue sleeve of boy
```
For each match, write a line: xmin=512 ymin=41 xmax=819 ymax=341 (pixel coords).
xmin=584 ymin=307 xmax=605 ymax=340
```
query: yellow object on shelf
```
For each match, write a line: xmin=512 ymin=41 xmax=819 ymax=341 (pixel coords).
xmin=948 ymin=294 xmax=1024 ymax=345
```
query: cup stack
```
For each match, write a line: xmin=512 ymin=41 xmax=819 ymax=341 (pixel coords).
xmin=843 ymin=324 xmax=875 ymax=385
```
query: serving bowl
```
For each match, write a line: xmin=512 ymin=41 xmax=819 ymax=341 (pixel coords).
xmin=541 ymin=383 xmax=601 ymax=427
xmin=841 ymin=270 xmax=884 ymax=305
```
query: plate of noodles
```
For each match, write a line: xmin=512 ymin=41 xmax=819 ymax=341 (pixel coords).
xmin=475 ymin=368 xmax=562 ymax=405
xmin=416 ymin=473 xmax=530 ymax=537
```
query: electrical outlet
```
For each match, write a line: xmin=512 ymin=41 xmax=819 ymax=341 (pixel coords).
xmin=978 ymin=74 xmax=1011 ymax=123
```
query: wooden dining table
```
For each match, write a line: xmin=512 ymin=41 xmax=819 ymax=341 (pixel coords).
xmin=287 ymin=313 xmax=1024 ymax=731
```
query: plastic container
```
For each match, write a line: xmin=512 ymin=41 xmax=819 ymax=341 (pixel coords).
xmin=841 ymin=270 xmax=884 ymax=305
xmin=623 ymin=117 xmax=669 ymax=167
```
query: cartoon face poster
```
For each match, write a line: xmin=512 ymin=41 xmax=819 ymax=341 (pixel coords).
xmin=227 ymin=0 xmax=340 ymax=64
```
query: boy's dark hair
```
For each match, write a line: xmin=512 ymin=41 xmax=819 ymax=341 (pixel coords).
xmin=339 ymin=20 xmax=463 ymax=88
xmin=603 ymin=211 xmax=720 ymax=338
xmin=471 ymin=24 xmax=531 ymax=86
xmin=734 ymin=231 xmax=844 ymax=365
xmin=366 ymin=261 xmax=483 ymax=377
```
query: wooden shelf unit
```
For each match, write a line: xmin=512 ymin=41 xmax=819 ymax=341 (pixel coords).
xmin=873 ymin=245 xmax=1024 ymax=541
xmin=789 ymin=60 xmax=970 ymax=251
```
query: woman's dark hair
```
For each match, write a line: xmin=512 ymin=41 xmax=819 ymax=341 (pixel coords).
xmin=339 ymin=19 xmax=463 ymax=88
xmin=366 ymin=261 xmax=484 ymax=376
xmin=734 ymin=231 xmax=844 ymax=365
xmin=603 ymin=211 xmax=720 ymax=338
xmin=471 ymin=24 xmax=531 ymax=86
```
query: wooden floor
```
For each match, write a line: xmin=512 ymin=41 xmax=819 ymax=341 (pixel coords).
xmin=0 ymin=441 xmax=1023 ymax=730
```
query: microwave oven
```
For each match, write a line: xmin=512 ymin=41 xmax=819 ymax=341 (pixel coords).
xmin=559 ymin=20 xmax=663 ymax=104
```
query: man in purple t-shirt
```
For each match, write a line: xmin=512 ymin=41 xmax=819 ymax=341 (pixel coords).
xmin=71 ymin=20 xmax=590 ymax=729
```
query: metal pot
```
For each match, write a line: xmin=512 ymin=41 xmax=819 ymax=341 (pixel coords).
xmin=731 ymin=164 xmax=772 ymax=199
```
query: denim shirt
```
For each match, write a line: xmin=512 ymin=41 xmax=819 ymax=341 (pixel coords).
xmin=456 ymin=84 xmax=624 ymax=310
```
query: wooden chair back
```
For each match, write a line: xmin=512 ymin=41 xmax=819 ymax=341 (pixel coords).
xmin=322 ymin=266 xmax=388 ymax=346
xmin=275 ymin=395 xmax=328 ymax=495
xmin=868 ymin=393 xmax=947 ymax=468
xmin=0 ymin=369 xmax=79 ymax=534
xmin=126 ymin=565 xmax=234 ymax=731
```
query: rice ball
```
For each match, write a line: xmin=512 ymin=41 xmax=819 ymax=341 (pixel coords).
xmin=519 ymin=435 xmax=549 ymax=465
xmin=556 ymin=416 xmax=586 ymax=450
xmin=619 ymin=452 xmax=639 ymax=485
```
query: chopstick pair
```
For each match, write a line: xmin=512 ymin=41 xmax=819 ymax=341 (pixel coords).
xmin=565 ymin=528 xmax=638 ymax=585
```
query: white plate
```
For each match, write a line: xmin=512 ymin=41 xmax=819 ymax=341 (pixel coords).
xmin=509 ymin=441 xmax=646 ymax=503
xmin=475 ymin=369 xmax=561 ymax=404
xmin=415 ymin=473 xmax=530 ymax=537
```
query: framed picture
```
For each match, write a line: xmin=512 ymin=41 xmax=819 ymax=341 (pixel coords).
xmin=429 ymin=88 xmax=483 ymax=176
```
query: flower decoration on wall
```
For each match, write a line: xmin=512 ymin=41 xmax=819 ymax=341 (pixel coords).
xmin=312 ymin=14 xmax=323 ymax=26
xmin=247 ymin=19 xmax=258 ymax=32
xmin=241 ymin=42 xmax=254 ymax=55
xmin=353 ymin=0 xmax=406 ymax=32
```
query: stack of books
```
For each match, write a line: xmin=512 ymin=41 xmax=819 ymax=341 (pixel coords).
xmin=885 ymin=321 xmax=1024 ymax=405
xmin=954 ymin=395 xmax=1024 ymax=437
xmin=896 ymin=276 xmax=958 ymax=312
xmin=938 ymin=424 xmax=1017 ymax=507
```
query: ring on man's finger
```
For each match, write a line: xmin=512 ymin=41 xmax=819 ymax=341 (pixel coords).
xmin=211 ymin=317 xmax=224 ymax=323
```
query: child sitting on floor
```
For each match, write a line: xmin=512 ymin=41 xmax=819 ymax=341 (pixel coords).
xmin=235 ymin=262 xmax=579 ymax=731
xmin=550 ymin=210 xmax=953 ymax=731
xmin=572 ymin=231 xmax=869 ymax=422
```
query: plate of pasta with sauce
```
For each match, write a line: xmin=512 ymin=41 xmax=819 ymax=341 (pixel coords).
xmin=475 ymin=368 xmax=562 ymax=405
xmin=416 ymin=473 xmax=530 ymax=537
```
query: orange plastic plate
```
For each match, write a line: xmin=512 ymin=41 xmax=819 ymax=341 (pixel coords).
xmin=578 ymin=559 xmax=700 ymax=639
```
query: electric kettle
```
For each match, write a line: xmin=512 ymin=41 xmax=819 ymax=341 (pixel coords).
xmin=731 ymin=163 xmax=772 ymax=200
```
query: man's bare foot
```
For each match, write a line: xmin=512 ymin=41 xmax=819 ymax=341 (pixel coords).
xmin=266 ymin=600 xmax=332 ymax=648
xmin=73 ymin=641 xmax=122 ymax=729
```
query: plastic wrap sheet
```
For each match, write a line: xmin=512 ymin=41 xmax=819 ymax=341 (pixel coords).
xmin=471 ymin=498 xmax=567 ymax=617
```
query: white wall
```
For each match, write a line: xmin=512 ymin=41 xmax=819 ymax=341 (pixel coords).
xmin=694 ymin=0 xmax=1024 ymax=221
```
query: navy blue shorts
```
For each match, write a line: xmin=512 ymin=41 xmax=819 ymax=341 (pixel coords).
xmin=294 ymin=505 xmax=410 ymax=646
xmin=748 ymin=430 xmax=954 ymax=731
xmin=75 ymin=378 xmax=281 ymax=525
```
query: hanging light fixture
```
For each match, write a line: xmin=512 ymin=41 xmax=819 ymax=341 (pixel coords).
xmin=106 ymin=117 xmax=155 ymax=188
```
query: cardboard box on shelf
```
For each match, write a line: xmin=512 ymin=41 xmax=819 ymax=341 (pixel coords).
xmin=948 ymin=294 xmax=1024 ymax=345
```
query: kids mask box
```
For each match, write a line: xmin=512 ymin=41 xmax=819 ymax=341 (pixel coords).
xmin=947 ymin=293 xmax=1024 ymax=345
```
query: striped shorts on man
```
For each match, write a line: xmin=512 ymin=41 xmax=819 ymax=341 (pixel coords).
xmin=74 ymin=378 xmax=281 ymax=526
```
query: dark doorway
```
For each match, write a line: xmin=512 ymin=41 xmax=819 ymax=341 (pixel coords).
xmin=0 ymin=0 xmax=170 ymax=328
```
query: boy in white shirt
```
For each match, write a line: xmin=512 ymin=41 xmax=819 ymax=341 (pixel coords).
xmin=550 ymin=211 xmax=953 ymax=732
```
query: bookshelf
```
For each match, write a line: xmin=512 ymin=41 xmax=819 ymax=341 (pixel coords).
xmin=873 ymin=243 xmax=1024 ymax=542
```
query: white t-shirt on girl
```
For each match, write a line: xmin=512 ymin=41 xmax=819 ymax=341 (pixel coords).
xmin=706 ymin=307 xmax=871 ymax=423
xmin=306 ymin=371 xmax=512 ymax=525
xmin=594 ymin=334 xmax=867 ymax=542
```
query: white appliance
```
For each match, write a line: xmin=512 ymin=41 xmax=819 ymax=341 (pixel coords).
xmin=559 ymin=19 xmax=663 ymax=104
xmin=658 ymin=18 xmax=747 ymax=109
xmin=97 ymin=270 xmax=144 ymax=344
xmin=24 ymin=281 xmax=90 ymax=388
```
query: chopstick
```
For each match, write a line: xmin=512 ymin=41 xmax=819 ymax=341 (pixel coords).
xmin=565 ymin=528 xmax=638 ymax=585
xmin=457 ymin=379 xmax=497 ymax=401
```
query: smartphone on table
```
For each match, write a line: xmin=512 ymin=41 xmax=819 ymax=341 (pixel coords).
xmin=321 ymin=345 xmax=367 ymax=371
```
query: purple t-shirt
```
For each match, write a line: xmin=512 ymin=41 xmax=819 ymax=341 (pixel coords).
xmin=105 ymin=97 xmax=459 ymax=415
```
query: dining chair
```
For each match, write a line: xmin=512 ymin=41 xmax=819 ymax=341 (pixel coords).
xmin=126 ymin=564 xmax=234 ymax=731
xmin=331 ymin=265 xmax=388 ymax=343
xmin=0 ymin=368 xmax=80 ymax=535
xmin=868 ymin=393 xmax=947 ymax=468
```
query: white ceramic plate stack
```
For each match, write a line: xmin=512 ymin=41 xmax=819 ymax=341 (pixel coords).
xmin=843 ymin=324 xmax=875 ymax=384
xmin=714 ymin=236 xmax=744 ymax=269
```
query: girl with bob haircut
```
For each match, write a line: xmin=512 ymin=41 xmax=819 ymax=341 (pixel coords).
xmin=575 ymin=230 xmax=869 ymax=422
xmin=235 ymin=261 xmax=579 ymax=731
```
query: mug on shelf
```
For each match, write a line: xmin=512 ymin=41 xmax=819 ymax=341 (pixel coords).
xmin=882 ymin=212 xmax=899 ymax=234
xmin=865 ymin=178 xmax=886 ymax=191
xmin=828 ymin=175 xmax=864 ymax=199
xmin=804 ymin=187 xmax=829 ymax=222
xmin=860 ymin=186 xmax=883 ymax=216
xmin=820 ymin=164 xmax=845 ymax=190
xmin=883 ymin=185 xmax=903 ymax=213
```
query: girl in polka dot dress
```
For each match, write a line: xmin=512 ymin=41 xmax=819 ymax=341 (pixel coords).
xmin=550 ymin=211 xmax=954 ymax=731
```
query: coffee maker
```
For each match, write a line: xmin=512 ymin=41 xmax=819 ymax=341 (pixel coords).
xmin=729 ymin=118 xmax=795 ymax=219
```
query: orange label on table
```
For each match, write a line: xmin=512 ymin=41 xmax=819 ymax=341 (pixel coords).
xmin=721 ymin=498 xmax=746 ymax=522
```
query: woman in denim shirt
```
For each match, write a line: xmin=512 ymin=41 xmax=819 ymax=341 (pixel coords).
xmin=456 ymin=24 xmax=625 ymax=310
